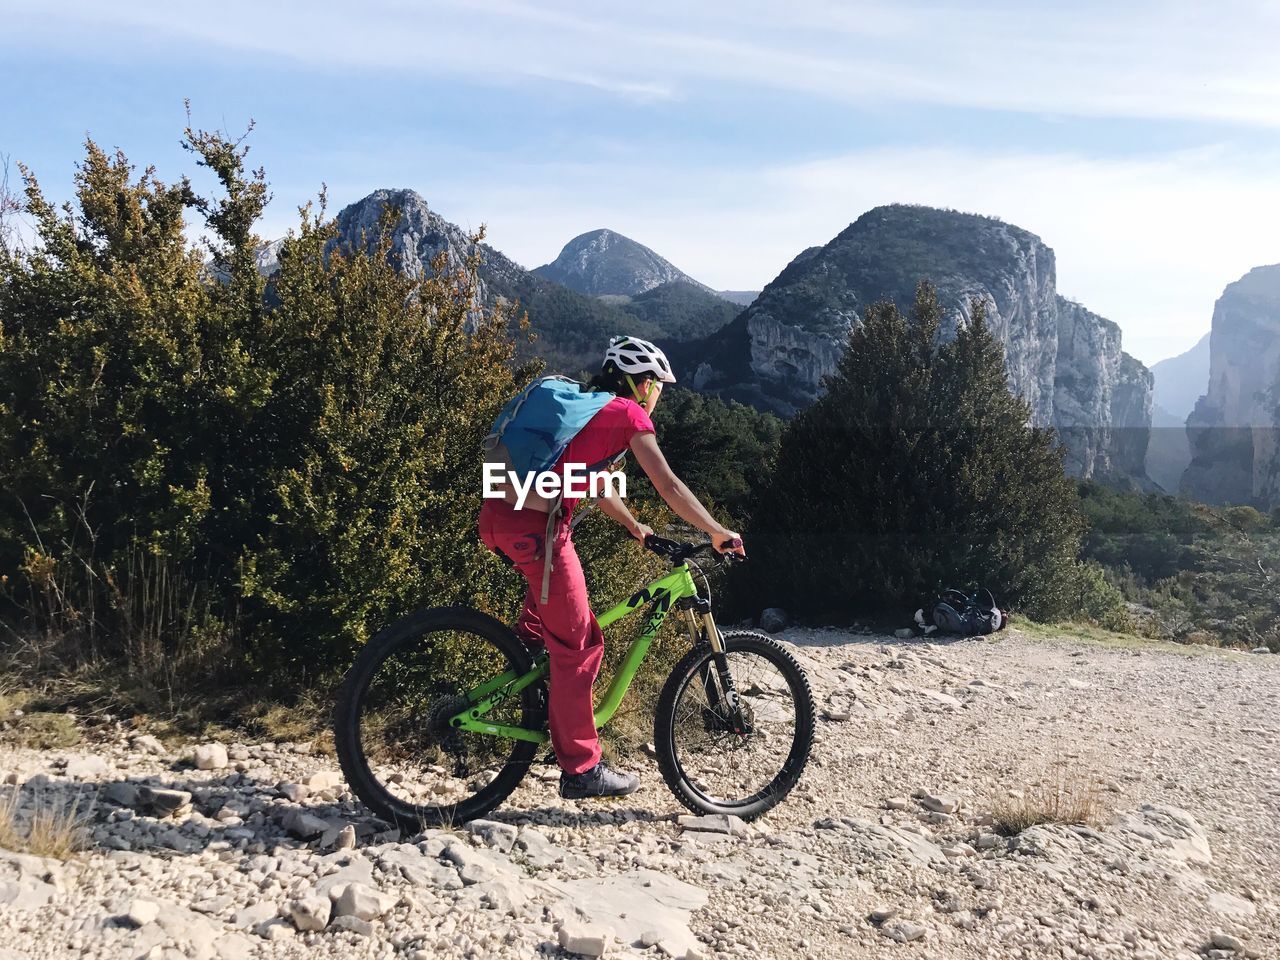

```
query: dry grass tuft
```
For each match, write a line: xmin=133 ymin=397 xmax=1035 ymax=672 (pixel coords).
xmin=3 ymin=711 xmax=81 ymax=750
xmin=0 ymin=788 xmax=91 ymax=860
xmin=240 ymin=692 xmax=334 ymax=756
xmin=989 ymin=761 xmax=1106 ymax=835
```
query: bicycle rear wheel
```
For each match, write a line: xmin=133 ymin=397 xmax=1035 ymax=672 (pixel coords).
xmin=334 ymin=606 xmax=545 ymax=831
xmin=654 ymin=629 xmax=814 ymax=820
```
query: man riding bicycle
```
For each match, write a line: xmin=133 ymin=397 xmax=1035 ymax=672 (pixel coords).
xmin=478 ymin=336 xmax=746 ymax=800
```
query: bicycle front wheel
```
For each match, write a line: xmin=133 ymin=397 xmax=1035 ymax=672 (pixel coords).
xmin=654 ymin=629 xmax=814 ymax=820
xmin=334 ymin=606 xmax=545 ymax=831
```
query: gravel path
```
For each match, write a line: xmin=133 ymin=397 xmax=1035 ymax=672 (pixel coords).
xmin=2 ymin=626 xmax=1277 ymax=960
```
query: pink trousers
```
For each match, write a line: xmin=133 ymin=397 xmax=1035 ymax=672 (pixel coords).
xmin=478 ymin=498 xmax=603 ymax=774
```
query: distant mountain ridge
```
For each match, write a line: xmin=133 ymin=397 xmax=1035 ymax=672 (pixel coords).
xmin=287 ymin=190 xmax=732 ymax=372
xmin=264 ymin=192 xmax=1154 ymax=487
xmin=1151 ymin=333 xmax=1210 ymax=421
xmin=1144 ymin=333 xmax=1209 ymax=492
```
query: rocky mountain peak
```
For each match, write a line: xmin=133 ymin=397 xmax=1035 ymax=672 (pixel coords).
xmin=300 ymin=192 xmax=739 ymax=371
xmin=689 ymin=203 xmax=1152 ymax=484
xmin=334 ymin=188 xmax=447 ymax=248
xmin=330 ymin=188 xmax=524 ymax=289
xmin=534 ymin=229 xmax=708 ymax=297
xmin=1226 ymin=263 xmax=1280 ymax=300
xmin=694 ymin=203 xmax=1060 ymax=412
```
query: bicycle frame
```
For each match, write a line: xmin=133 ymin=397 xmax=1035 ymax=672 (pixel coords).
xmin=446 ymin=563 xmax=704 ymax=744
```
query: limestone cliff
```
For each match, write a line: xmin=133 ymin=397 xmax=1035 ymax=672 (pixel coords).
xmin=1111 ymin=353 xmax=1156 ymax=482
xmin=691 ymin=204 xmax=1151 ymax=482
xmin=1052 ymin=298 xmax=1123 ymax=478
xmin=1183 ymin=265 xmax=1280 ymax=506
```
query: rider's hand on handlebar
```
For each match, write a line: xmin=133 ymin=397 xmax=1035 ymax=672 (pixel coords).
xmin=630 ymin=522 xmax=655 ymax=542
xmin=713 ymin=530 xmax=746 ymax=557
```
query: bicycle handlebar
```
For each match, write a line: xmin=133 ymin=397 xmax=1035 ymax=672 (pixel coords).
xmin=643 ymin=534 xmax=746 ymax=564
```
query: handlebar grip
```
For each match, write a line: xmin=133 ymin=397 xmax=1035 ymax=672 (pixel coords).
xmin=719 ymin=537 xmax=746 ymax=562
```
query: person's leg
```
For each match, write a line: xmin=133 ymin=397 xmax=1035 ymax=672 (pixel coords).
xmin=477 ymin=502 xmax=635 ymax=795
xmin=529 ymin=525 xmax=604 ymax=774
xmin=514 ymin=585 xmax=546 ymax=650
xmin=478 ymin=503 xmax=601 ymax=772
xmin=530 ymin=528 xmax=636 ymax=796
xmin=479 ymin=502 xmax=541 ymax=649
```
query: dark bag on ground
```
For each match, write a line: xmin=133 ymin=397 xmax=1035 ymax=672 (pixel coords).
xmin=915 ymin=588 xmax=1005 ymax=636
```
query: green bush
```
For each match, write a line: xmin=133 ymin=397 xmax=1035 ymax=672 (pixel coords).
xmin=0 ymin=123 xmax=685 ymax=704
xmin=0 ymin=128 xmax=537 ymax=688
xmin=1224 ymin=505 xmax=1269 ymax=532
xmin=1060 ymin=561 xmax=1133 ymax=632
xmin=1078 ymin=479 xmax=1280 ymax=647
xmin=743 ymin=281 xmax=1083 ymax=620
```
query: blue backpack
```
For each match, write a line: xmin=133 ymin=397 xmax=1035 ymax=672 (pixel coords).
xmin=483 ymin=376 xmax=615 ymax=481
xmin=482 ymin=377 xmax=617 ymax=602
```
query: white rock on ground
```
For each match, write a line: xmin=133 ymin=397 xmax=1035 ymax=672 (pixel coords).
xmin=1210 ymin=930 xmax=1247 ymax=952
xmin=882 ymin=919 xmax=929 ymax=942
xmin=286 ymin=895 xmax=331 ymax=932
xmin=466 ymin=818 xmax=519 ymax=852
xmin=335 ymin=823 xmax=356 ymax=849
xmin=558 ymin=919 xmax=613 ymax=957
xmin=332 ymin=882 xmax=393 ymax=921
xmin=131 ymin=733 xmax=165 ymax=755
xmin=677 ymin=813 xmax=748 ymax=836
xmin=125 ymin=899 xmax=159 ymax=927
xmin=869 ymin=905 xmax=897 ymax=923
xmin=277 ymin=781 xmax=308 ymax=803
xmin=549 ymin=869 xmax=708 ymax=957
xmin=305 ymin=770 xmax=342 ymax=790
xmin=193 ymin=742 xmax=229 ymax=770
xmin=919 ymin=793 xmax=960 ymax=814
xmin=64 ymin=755 xmax=109 ymax=780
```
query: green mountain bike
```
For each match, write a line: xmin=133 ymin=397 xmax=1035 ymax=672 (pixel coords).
xmin=334 ymin=535 xmax=815 ymax=829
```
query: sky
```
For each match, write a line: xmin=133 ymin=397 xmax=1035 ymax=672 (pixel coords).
xmin=3 ymin=1 xmax=1280 ymax=365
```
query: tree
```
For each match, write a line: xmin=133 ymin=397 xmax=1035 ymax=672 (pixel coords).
xmin=744 ymin=281 xmax=1083 ymax=619
xmin=646 ymin=388 xmax=781 ymax=524
xmin=0 ymin=124 xmax=541 ymax=685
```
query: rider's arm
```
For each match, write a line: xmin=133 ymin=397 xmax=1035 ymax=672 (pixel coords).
xmin=596 ymin=489 xmax=650 ymax=540
xmin=629 ymin=432 xmax=744 ymax=554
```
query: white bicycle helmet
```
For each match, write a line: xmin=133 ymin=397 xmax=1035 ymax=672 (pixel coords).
xmin=603 ymin=335 xmax=676 ymax=383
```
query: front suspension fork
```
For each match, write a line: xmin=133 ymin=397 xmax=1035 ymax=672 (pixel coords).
xmin=683 ymin=603 xmax=752 ymax=734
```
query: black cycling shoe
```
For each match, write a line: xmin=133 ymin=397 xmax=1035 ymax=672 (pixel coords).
xmin=559 ymin=761 xmax=640 ymax=799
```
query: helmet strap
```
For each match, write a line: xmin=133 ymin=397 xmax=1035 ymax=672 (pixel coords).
xmin=625 ymin=373 xmax=656 ymax=407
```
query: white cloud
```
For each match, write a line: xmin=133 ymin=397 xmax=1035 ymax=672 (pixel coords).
xmin=9 ymin=0 xmax=1280 ymax=125
xmin=8 ymin=1 xmax=1280 ymax=365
